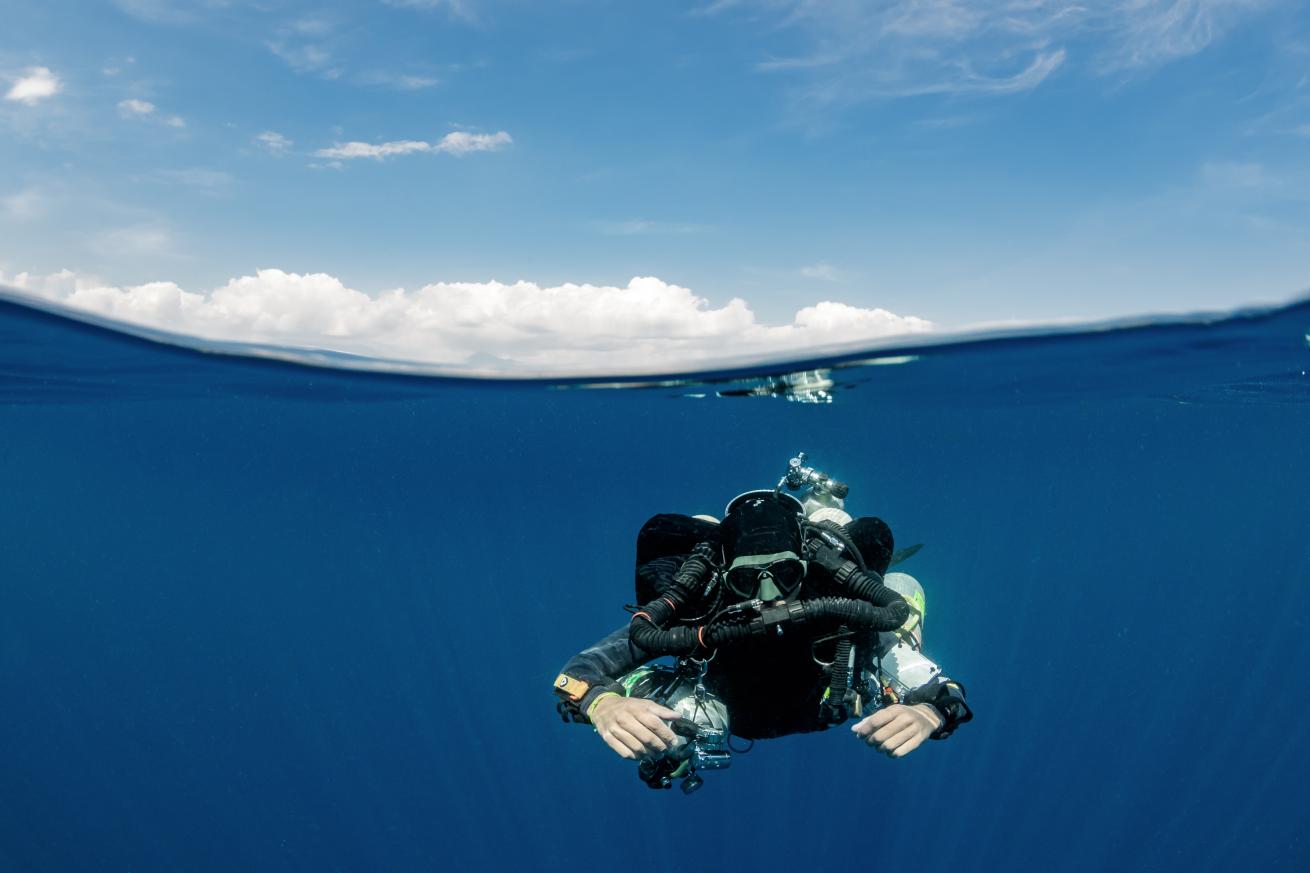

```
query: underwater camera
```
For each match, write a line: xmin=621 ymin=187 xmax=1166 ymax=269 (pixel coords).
xmin=623 ymin=664 xmax=731 ymax=795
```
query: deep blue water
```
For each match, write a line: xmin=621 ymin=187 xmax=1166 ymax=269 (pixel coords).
xmin=2 ymin=296 xmax=1309 ymax=872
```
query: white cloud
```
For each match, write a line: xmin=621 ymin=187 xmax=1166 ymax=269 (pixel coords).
xmin=256 ymin=130 xmax=293 ymax=154
xmin=801 ymin=262 xmax=840 ymax=281
xmin=314 ymin=131 xmax=511 ymax=160
xmin=315 ymin=139 xmax=433 ymax=159
xmin=118 ymin=98 xmax=185 ymax=128
xmin=1096 ymin=0 xmax=1269 ymax=73
xmin=0 ymin=269 xmax=934 ymax=376
xmin=5 ymin=67 xmax=61 ymax=105
xmin=398 ymin=74 xmax=440 ymax=89
xmin=791 ymin=300 xmax=919 ymax=335
xmin=436 ymin=130 xmax=512 ymax=154
xmin=712 ymin=0 xmax=1274 ymax=109
xmin=118 ymin=98 xmax=157 ymax=117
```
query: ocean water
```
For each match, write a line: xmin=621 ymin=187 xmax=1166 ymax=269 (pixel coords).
xmin=2 ymin=295 xmax=1308 ymax=872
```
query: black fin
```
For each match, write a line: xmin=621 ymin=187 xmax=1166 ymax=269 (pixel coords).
xmin=888 ymin=543 xmax=923 ymax=567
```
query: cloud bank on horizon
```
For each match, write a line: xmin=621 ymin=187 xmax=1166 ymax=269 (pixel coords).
xmin=0 ymin=269 xmax=932 ymax=376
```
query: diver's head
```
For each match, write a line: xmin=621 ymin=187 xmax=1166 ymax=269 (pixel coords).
xmin=721 ymin=490 xmax=806 ymax=601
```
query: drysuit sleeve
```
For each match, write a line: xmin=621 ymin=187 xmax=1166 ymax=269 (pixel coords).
xmin=870 ymin=632 xmax=972 ymax=739
xmin=553 ymin=625 xmax=657 ymax=721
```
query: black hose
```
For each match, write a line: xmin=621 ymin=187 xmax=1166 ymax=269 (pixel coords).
xmin=666 ymin=543 xmax=717 ymax=605
xmin=628 ymin=544 xmax=721 ymax=655
xmin=630 ymin=594 xmax=908 ymax=657
xmin=824 ymin=630 xmax=853 ymax=722
xmin=830 ymin=562 xmax=903 ymax=607
xmin=800 ymin=595 xmax=907 ymax=629
xmin=639 ymin=543 xmax=716 ymax=612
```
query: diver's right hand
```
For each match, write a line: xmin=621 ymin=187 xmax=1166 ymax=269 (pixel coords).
xmin=590 ymin=695 xmax=679 ymax=760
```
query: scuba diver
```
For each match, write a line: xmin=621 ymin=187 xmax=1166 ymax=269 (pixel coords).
xmin=553 ymin=453 xmax=972 ymax=793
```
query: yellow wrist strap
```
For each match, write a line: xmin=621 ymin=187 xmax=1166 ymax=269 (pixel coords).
xmin=586 ymin=691 xmax=622 ymax=720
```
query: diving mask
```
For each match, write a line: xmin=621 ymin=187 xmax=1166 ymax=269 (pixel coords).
xmin=725 ymin=552 xmax=805 ymax=600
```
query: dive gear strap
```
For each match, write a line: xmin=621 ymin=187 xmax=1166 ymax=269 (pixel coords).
xmin=904 ymin=680 xmax=972 ymax=739
xmin=554 ymin=673 xmax=625 ymax=724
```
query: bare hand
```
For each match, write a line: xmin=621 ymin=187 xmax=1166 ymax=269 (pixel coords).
xmin=852 ymin=703 xmax=942 ymax=758
xmin=590 ymin=696 xmax=680 ymax=761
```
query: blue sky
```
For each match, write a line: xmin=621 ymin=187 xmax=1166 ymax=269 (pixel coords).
xmin=2 ymin=1 xmax=1308 ymax=374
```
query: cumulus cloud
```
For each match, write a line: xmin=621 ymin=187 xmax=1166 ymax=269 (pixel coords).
xmin=5 ymin=67 xmax=61 ymax=105
xmin=315 ymin=131 xmax=512 ymax=160
xmin=0 ymin=269 xmax=933 ymax=376
xmin=316 ymin=139 xmax=431 ymax=159
xmin=436 ymin=130 xmax=512 ymax=154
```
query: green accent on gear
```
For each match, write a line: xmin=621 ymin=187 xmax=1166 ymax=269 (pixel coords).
xmin=910 ymin=590 xmax=926 ymax=624
xmin=619 ymin=665 xmax=658 ymax=696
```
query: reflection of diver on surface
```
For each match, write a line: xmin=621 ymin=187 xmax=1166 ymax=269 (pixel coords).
xmin=554 ymin=453 xmax=972 ymax=793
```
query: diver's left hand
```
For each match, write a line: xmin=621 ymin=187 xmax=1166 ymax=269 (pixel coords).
xmin=852 ymin=704 xmax=943 ymax=758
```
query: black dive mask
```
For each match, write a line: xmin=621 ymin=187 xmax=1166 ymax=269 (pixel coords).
xmin=725 ymin=555 xmax=805 ymax=600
